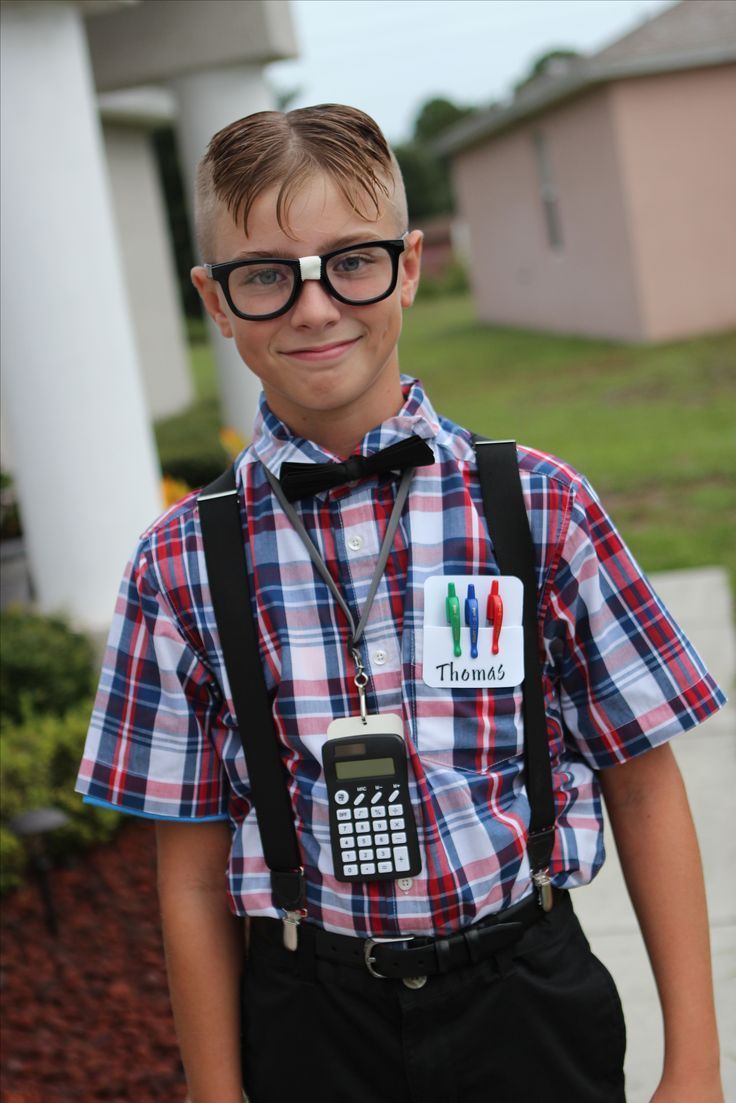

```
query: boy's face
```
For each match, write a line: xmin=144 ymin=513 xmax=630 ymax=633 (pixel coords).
xmin=192 ymin=173 xmax=422 ymax=449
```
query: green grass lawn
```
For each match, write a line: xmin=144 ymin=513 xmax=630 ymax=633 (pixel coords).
xmin=178 ymin=295 xmax=736 ymax=585
xmin=400 ymin=295 xmax=736 ymax=585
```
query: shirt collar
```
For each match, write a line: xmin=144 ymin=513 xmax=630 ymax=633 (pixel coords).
xmin=246 ymin=376 xmax=441 ymax=480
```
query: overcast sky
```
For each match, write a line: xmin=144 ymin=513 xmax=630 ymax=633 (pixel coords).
xmin=266 ymin=0 xmax=674 ymax=144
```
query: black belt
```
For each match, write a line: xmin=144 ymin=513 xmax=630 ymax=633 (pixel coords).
xmin=250 ymin=889 xmax=565 ymax=981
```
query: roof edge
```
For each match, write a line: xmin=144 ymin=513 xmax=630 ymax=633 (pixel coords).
xmin=436 ymin=47 xmax=736 ymax=157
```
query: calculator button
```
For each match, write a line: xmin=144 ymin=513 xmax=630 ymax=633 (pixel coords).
xmin=378 ymin=861 xmax=393 ymax=873
xmin=340 ymin=836 xmax=355 ymax=849
xmin=376 ymin=847 xmax=391 ymax=860
xmin=360 ymin=863 xmax=376 ymax=875
xmin=371 ymin=791 xmax=383 ymax=804
xmin=335 ymin=791 xmax=349 ymax=805
xmin=353 ymin=793 xmax=366 ymax=806
xmin=370 ymin=806 xmax=386 ymax=818
xmin=388 ymin=804 xmax=403 ymax=816
xmin=336 ymin=809 xmax=351 ymax=821
xmin=372 ymin=819 xmax=387 ymax=832
xmin=343 ymin=864 xmax=358 ymax=876
xmin=356 ymin=821 xmax=371 ymax=835
xmin=342 ymin=850 xmax=356 ymax=863
xmin=358 ymin=849 xmax=374 ymax=861
xmin=393 ymin=847 xmax=410 ymax=871
xmin=354 ymin=807 xmax=369 ymax=819
xmin=388 ymin=790 xmax=400 ymax=803
xmin=392 ymin=831 xmax=407 ymax=844
xmin=375 ymin=834 xmax=389 ymax=846
xmin=389 ymin=818 xmax=405 ymax=831
xmin=338 ymin=822 xmax=353 ymax=835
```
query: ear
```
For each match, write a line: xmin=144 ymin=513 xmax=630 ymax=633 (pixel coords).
xmin=191 ymin=266 xmax=234 ymax=339
xmin=399 ymin=230 xmax=423 ymax=308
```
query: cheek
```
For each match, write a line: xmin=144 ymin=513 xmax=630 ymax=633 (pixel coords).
xmin=232 ymin=322 xmax=278 ymax=368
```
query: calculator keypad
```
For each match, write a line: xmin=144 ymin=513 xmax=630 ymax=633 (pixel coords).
xmin=333 ymin=783 xmax=416 ymax=880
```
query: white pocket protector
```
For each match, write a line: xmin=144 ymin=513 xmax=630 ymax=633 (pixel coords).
xmin=422 ymin=574 xmax=524 ymax=689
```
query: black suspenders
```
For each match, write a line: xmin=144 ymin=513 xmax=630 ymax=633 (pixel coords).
xmin=197 ymin=440 xmax=556 ymax=922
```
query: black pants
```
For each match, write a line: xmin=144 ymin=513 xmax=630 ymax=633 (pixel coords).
xmin=241 ymin=893 xmax=626 ymax=1103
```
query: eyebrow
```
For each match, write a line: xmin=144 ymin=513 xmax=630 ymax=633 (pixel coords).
xmin=229 ymin=234 xmax=387 ymax=261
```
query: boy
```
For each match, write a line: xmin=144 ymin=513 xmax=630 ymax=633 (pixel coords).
xmin=76 ymin=105 xmax=726 ymax=1103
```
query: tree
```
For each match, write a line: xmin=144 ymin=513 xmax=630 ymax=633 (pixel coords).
xmin=514 ymin=49 xmax=580 ymax=95
xmin=394 ymin=96 xmax=479 ymax=222
xmin=413 ymin=97 xmax=477 ymax=145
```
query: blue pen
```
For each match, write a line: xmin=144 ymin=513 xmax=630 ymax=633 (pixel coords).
xmin=465 ymin=584 xmax=479 ymax=658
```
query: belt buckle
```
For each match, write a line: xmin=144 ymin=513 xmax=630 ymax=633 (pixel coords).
xmin=364 ymin=935 xmax=414 ymax=979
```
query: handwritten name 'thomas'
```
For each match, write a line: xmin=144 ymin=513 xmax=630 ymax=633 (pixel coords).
xmin=434 ymin=662 xmax=506 ymax=683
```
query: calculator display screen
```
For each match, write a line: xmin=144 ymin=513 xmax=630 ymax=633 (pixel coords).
xmin=335 ymin=757 xmax=396 ymax=780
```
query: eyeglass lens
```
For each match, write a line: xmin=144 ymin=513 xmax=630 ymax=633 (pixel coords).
xmin=227 ymin=245 xmax=396 ymax=317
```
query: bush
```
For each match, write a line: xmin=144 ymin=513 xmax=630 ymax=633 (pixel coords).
xmin=416 ymin=259 xmax=469 ymax=301
xmin=0 ymin=700 xmax=120 ymax=893
xmin=0 ymin=609 xmax=96 ymax=724
xmin=154 ymin=396 xmax=230 ymax=488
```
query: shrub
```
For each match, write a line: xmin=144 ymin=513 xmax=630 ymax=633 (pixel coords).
xmin=0 ymin=699 xmax=120 ymax=893
xmin=0 ymin=609 xmax=96 ymax=724
xmin=154 ymin=396 xmax=230 ymax=487
xmin=416 ymin=259 xmax=469 ymax=301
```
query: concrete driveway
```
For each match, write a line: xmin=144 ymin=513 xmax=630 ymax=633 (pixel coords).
xmin=574 ymin=568 xmax=735 ymax=1102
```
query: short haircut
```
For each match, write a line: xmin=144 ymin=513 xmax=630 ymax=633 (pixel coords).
xmin=194 ymin=104 xmax=408 ymax=260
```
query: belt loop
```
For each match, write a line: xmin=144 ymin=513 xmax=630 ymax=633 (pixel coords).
xmin=435 ymin=937 xmax=452 ymax=974
xmin=462 ymin=926 xmax=483 ymax=965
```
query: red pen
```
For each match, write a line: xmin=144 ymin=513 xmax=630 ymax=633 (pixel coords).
xmin=486 ymin=580 xmax=504 ymax=655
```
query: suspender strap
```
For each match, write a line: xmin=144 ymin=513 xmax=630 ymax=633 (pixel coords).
xmin=472 ymin=439 xmax=556 ymax=878
xmin=197 ymin=466 xmax=305 ymax=915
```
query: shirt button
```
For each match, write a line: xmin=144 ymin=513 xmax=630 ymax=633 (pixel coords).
xmin=373 ymin=649 xmax=387 ymax=666
xmin=397 ymin=878 xmax=413 ymax=892
xmin=347 ymin=535 xmax=363 ymax=551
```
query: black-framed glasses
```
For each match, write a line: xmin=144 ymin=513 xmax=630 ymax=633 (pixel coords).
xmin=204 ymin=238 xmax=406 ymax=321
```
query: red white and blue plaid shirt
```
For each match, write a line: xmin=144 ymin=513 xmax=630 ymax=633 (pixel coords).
xmin=75 ymin=378 xmax=725 ymax=937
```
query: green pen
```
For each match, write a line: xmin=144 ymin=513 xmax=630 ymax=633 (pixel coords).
xmin=445 ymin=582 xmax=462 ymax=657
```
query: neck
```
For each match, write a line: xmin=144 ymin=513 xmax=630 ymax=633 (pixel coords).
xmin=264 ymin=375 xmax=405 ymax=458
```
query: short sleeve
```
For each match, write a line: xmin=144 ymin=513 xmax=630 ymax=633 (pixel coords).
xmin=545 ymin=474 xmax=726 ymax=769
xmin=75 ymin=537 xmax=230 ymax=821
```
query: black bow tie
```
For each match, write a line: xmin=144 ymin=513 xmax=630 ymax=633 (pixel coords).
xmin=278 ymin=435 xmax=435 ymax=502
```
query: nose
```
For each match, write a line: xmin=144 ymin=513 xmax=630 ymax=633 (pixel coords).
xmin=288 ymin=277 xmax=342 ymax=329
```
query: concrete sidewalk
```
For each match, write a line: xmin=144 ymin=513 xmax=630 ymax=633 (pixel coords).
xmin=574 ymin=568 xmax=735 ymax=1101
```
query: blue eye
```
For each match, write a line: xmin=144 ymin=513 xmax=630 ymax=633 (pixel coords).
xmin=247 ymin=268 xmax=284 ymax=286
xmin=332 ymin=252 xmax=377 ymax=276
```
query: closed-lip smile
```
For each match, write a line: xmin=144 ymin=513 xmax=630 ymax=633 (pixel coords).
xmin=283 ymin=337 xmax=360 ymax=360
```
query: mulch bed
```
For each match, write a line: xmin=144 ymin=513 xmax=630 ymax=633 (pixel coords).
xmin=1 ymin=820 xmax=188 ymax=1102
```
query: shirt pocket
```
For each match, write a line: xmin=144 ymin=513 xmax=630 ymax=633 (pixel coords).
xmin=409 ymin=626 xmax=525 ymax=775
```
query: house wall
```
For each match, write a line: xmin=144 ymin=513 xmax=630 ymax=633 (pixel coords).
xmin=452 ymin=87 xmax=644 ymax=340
xmin=611 ymin=66 xmax=736 ymax=341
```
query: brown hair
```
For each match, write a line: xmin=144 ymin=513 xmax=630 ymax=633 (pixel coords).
xmin=194 ymin=104 xmax=407 ymax=259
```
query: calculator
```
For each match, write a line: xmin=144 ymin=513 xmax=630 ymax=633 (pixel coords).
xmin=323 ymin=732 xmax=422 ymax=883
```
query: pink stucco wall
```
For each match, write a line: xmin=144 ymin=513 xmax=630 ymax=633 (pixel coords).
xmin=453 ymin=86 xmax=643 ymax=340
xmin=452 ymin=65 xmax=736 ymax=342
xmin=611 ymin=66 xmax=736 ymax=341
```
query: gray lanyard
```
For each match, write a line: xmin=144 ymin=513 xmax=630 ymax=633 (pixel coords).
xmin=264 ymin=465 xmax=415 ymax=722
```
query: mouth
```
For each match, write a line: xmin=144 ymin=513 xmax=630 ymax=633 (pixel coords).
xmin=282 ymin=337 xmax=361 ymax=362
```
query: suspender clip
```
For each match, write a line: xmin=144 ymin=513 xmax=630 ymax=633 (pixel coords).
xmin=532 ymin=868 xmax=554 ymax=913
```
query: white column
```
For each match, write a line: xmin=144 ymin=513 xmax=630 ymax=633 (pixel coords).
xmin=170 ymin=64 xmax=274 ymax=438
xmin=103 ymin=121 xmax=194 ymax=420
xmin=0 ymin=1 xmax=161 ymax=630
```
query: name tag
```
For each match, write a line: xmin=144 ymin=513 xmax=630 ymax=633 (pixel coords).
xmin=422 ymin=575 xmax=524 ymax=689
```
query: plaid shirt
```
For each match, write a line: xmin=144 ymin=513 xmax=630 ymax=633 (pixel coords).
xmin=76 ymin=378 xmax=725 ymax=937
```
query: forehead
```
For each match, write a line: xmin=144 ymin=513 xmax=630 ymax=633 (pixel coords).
xmin=211 ymin=172 xmax=398 ymax=261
